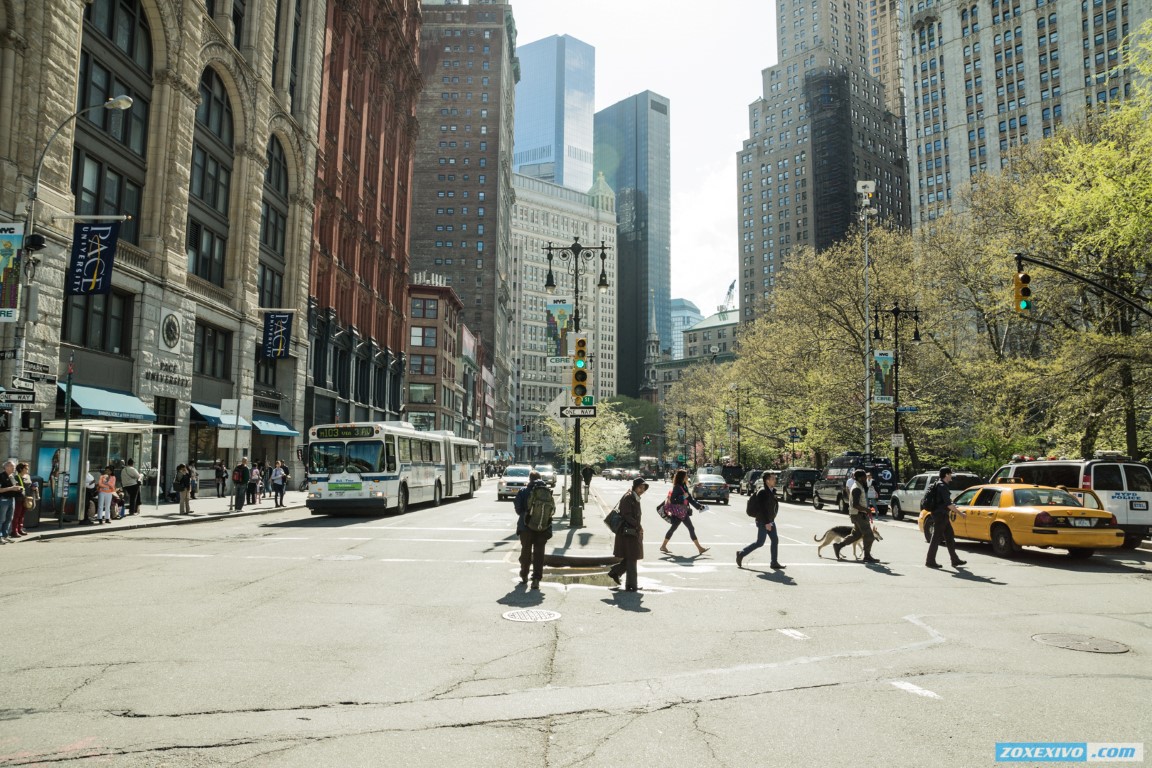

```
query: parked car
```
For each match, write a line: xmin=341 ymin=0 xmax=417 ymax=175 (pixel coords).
xmin=533 ymin=464 xmax=557 ymax=488
xmin=989 ymin=454 xmax=1152 ymax=548
xmin=917 ymin=482 xmax=1124 ymax=558
xmin=719 ymin=465 xmax=745 ymax=492
xmin=738 ymin=469 xmax=763 ymax=495
xmin=497 ymin=465 xmax=534 ymax=501
xmin=778 ymin=467 xmax=820 ymax=503
xmin=813 ymin=452 xmax=898 ymax=514
xmin=890 ymin=471 xmax=983 ymax=520
xmin=602 ymin=468 xmax=623 ymax=480
xmin=691 ymin=473 xmax=730 ymax=505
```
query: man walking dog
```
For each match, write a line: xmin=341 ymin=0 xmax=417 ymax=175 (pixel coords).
xmin=737 ymin=471 xmax=784 ymax=570
xmin=834 ymin=470 xmax=879 ymax=563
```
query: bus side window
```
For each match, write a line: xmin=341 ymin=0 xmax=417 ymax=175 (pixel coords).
xmin=386 ymin=439 xmax=398 ymax=473
xmin=399 ymin=438 xmax=411 ymax=463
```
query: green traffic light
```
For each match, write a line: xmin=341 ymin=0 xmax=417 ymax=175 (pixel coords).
xmin=1019 ymin=299 xmax=1033 ymax=311
xmin=575 ymin=358 xmax=586 ymax=369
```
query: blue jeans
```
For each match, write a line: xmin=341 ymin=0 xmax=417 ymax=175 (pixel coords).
xmin=0 ymin=497 xmax=13 ymax=537
xmin=739 ymin=521 xmax=778 ymax=563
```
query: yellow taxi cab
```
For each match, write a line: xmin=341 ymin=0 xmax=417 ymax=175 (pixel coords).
xmin=917 ymin=481 xmax=1125 ymax=558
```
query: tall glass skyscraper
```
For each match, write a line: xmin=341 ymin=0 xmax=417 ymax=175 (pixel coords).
xmin=513 ymin=35 xmax=595 ymax=192
xmin=594 ymin=91 xmax=672 ymax=398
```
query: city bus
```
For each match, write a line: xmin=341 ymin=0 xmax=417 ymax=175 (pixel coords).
xmin=304 ymin=422 xmax=483 ymax=515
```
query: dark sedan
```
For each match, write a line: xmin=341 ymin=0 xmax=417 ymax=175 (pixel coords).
xmin=692 ymin=473 xmax=730 ymax=505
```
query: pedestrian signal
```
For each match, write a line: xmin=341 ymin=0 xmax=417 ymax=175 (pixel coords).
xmin=1013 ymin=272 xmax=1033 ymax=312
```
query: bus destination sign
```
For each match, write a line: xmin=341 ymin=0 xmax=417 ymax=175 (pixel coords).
xmin=314 ymin=426 xmax=376 ymax=439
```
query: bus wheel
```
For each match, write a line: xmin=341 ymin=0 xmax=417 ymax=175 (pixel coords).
xmin=397 ymin=485 xmax=409 ymax=515
xmin=433 ymin=482 xmax=443 ymax=506
xmin=463 ymin=479 xmax=475 ymax=499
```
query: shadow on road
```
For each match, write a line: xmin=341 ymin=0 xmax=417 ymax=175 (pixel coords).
xmin=257 ymin=516 xmax=374 ymax=529
xmin=750 ymin=569 xmax=797 ymax=586
xmin=600 ymin=590 xmax=651 ymax=612
xmin=497 ymin=583 xmax=544 ymax=607
xmin=949 ymin=568 xmax=1007 ymax=585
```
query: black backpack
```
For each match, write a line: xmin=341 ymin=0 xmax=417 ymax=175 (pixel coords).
xmin=920 ymin=481 xmax=938 ymax=511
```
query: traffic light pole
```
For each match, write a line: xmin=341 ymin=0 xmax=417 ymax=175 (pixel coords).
xmin=1014 ymin=253 xmax=1152 ymax=320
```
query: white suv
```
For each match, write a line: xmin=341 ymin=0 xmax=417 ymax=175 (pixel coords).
xmin=890 ymin=471 xmax=983 ymax=521
xmin=990 ymin=454 xmax=1152 ymax=548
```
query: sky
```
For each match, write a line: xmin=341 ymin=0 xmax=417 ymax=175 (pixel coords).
xmin=510 ymin=0 xmax=778 ymax=320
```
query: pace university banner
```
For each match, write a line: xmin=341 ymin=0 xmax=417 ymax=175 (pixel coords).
xmin=262 ymin=312 xmax=293 ymax=358
xmin=65 ymin=222 xmax=120 ymax=295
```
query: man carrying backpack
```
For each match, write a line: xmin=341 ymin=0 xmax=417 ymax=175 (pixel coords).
xmin=232 ymin=457 xmax=250 ymax=512
xmin=514 ymin=470 xmax=555 ymax=590
xmin=737 ymin=470 xmax=783 ymax=570
xmin=925 ymin=466 xmax=967 ymax=569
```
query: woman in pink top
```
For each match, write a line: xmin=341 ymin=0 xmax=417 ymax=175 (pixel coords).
xmin=96 ymin=467 xmax=117 ymax=523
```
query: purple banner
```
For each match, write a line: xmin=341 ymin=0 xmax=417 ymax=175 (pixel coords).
xmin=65 ymin=222 xmax=120 ymax=295
xmin=262 ymin=312 xmax=293 ymax=358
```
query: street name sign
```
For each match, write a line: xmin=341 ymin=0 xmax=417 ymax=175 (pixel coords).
xmin=0 ymin=391 xmax=35 ymax=403
xmin=896 ymin=406 xmax=920 ymax=413
xmin=25 ymin=373 xmax=56 ymax=384
xmin=559 ymin=406 xmax=597 ymax=418
xmin=11 ymin=377 xmax=34 ymax=390
xmin=23 ymin=361 xmax=51 ymax=375
xmin=891 ymin=433 xmax=906 ymax=448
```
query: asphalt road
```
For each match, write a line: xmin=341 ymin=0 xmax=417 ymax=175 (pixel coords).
xmin=1 ymin=478 xmax=1150 ymax=767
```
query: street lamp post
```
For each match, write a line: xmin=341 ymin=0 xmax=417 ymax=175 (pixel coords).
xmin=873 ymin=300 xmax=920 ymax=480
xmin=12 ymin=95 xmax=134 ymax=462
xmin=545 ymin=237 xmax=609 ymax=529
xmin=858 ymin=180 xmax=876 ymax=457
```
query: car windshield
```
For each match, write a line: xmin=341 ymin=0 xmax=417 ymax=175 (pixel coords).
xmin=534 ymin=466 xmax=554 ymax=473
xmin=1012 ymin=488 xmax=1082 ymax=507
xmin=697 ymin=475 xmax=726 ymax=484
xmin=505 ymin=467 xmax=531 ymax=477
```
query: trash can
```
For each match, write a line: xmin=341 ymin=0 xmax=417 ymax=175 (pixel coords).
xmin=26 ymin=476 xmax=45 ymax=528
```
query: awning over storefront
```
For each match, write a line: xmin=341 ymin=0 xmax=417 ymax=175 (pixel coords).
xmin=58 ymin=383 xmax=156 ymax=421
xmin=251 ymin=413 xmax=300 ymax=437
xmin=190 ymin=402 xmax=252 ymax=429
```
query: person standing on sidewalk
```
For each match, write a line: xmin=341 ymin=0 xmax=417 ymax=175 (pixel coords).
xmin=834 ymin=470 xmax=878 ymax=563
xmin=247 ymin=462 xmax=262 ymax=506
xmin=737 ymin=471 xmax=784 ymax=569
xmin=214 ymin=460 xmax=226 ymax=497
xmin=96 ymin=466 xmax=117 ymax=524
xmin=174 ymin=464 xmax=192 ymax=515
xmin=270 ymin=460 xmax=287 ymax=507
xmin=925 ymin=466 xmax=967 ymax=569
xmin=0 ymin=461 xmax=20 ymax=543
xmin=188 ymin=464 xmax=200 ymax=499
xmin=659 ymin=469 xmax=709 ymax=556
xmin=513 ymin=470 xmax=554 ymax=590
xmin=10 ymin=462 xmax=31 ymax=538
xmin=232 ymin=457 xmax=250 ymax=511
xmin=608 ymin=477 xmax=648 ymax=592
xmin=121 ymin=458 xmax=142 ymax=516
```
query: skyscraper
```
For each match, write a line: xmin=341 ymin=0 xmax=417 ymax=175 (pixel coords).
xmin=669 ymin=298 xmax=704 ymax=360
xmin=513 ymin=34 xmax=596 ymax=192
xmin=905 ymin=0 xmax=1152 ymax=225
xmin=594 ymin=91 xmax=672 ymax=398
xmin=736 ymin=1 xmax=909 ymax=321
xmin=411 ymin=1 xmax=520 ymax=454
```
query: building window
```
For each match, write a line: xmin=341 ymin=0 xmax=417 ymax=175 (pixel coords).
xmin=194 ymin=322 xmax=232 ymax=379
xmin=412 ymin=298 xmax=439 ymax=319
xmin=260 ymin=137 xmax=289 ymax=261
xmin=410 ymin=326 xmax=437 ymax=348
xmin=61 ymin=291 xmax=133 ymax=355
xmin=410 ymin=383 xmax=435 ymax=404
xmin=257 ymin=263 xmax=283 ymax=308
xmin=188 ymin=68 xmax=234 ymax=286
xmin=409 ymin=354 xmax=436 ymax=375
xmin=255 ymin=346 xmax=277 ymax=388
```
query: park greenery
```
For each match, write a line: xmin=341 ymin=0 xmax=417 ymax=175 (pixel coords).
xmin=661 ymin=23 xmax=1152 ymax=479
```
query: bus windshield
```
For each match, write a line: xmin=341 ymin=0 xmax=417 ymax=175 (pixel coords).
xmin=309 ymin=440 xmax=391 ymax=474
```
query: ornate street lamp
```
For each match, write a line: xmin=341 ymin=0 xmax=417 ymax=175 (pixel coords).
xmin=873 ymin=300 xmax=921 ymax=480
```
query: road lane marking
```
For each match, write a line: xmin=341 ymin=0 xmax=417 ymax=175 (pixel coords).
xmin=890 ymin=680 xmax=942 ymax=699
xmin=140 ymin=553 xmax=213 ymax=558
xmin=777 ymin=629 xmax=809 ymax=640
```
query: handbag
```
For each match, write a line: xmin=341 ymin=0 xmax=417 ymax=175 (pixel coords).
xmin=604 ymin=507 xmax=624 ymax=534
xmin=656 ymin=500 xmax=671 ymax=522
xmin=24 ymin=496 xmax=35 ymax=510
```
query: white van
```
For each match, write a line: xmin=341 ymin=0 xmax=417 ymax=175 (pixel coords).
xmin=990 ymin=454 xmax=1152 ymax=548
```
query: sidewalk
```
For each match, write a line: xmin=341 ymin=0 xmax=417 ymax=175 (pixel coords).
xmin=14 ymin=488 xmax=309 ymax=543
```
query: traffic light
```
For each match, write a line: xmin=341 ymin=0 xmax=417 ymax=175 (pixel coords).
xmin=571 ymin=334 xmax=591 ymax=405
xmin=643 ymin=435 xmax=651 ymax=445
xmin=1013 ymin=271 xmax=1033 ymax=313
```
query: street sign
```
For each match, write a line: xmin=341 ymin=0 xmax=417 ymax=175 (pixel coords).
xmin=790 ymin=435 xmax=802 ymax=442
xmin=896 ymin=406 xmax=919 ymax=413
xmin=0 ymin=391 xmax=35 ymax=403
xmin=0 ymin=349 xmax=16 ymax=360
xmin=559 ymin=406 xmax=597 ymax=418
xmin=546 ymin=391 xmax=573 ymax=424
xmin=11 ymin=377 xmax=34 ymax=391
xmin=547 ymin=356 xmax=570 ymax=366
xmin=23 ymin=372 xmax=56 ymax=383
xmin=891 ymin=433 xmax=906 ymax=448
xmin=23 ymin=361 xmax=50 ymax=375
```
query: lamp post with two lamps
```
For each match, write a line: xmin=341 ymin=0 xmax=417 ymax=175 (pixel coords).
xmin=545 ymin=236 xmax=609 ymax=528
xmin=12 ymin=95 xmax=135 ymax=469
xmin=872 ymin=300 xmax=920 ymax=480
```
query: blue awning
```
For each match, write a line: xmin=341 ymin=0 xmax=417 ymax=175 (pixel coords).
xmin=58 ymin=383 xmax=156 ymax=422
xmin=251 ymin=413 xmax=300 ymax=437
xmin=190 ymin=402 xmax=252 ymax=429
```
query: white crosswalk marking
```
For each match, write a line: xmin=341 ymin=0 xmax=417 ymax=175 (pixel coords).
xmin=890 ymin=680 xmax=941 ymax=699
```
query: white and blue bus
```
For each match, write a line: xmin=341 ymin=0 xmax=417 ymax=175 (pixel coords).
xmin=305 ymin=422 xmax=483 ymax=515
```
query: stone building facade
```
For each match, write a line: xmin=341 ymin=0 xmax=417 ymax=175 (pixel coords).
xmin=0 ymin=0 xmax=325 ymax=494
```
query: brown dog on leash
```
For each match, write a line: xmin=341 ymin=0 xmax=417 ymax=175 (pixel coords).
xmin=813 ymin=523 xmax=884 ymax=559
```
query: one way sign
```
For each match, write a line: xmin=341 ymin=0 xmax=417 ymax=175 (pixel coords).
xmin=559 ymin=406 xmax=597 ymax=418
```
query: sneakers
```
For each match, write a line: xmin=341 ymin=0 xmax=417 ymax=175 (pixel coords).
xmin=926 ymin=562 xmax=943 ymax=569
xmin=832 ymin=542 xmax=844 ymax=560
xmin=735 ymin=551 xmax=745 ymax=568
xmin=530 ymin=580 xmax=540 ymax=590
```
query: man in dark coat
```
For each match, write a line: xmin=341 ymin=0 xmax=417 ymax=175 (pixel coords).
xmin=513 ymin=471 xmax=553 ymax=589
xmin=737 ymin=471 xmax=784 ymax=569
xmin=925 ymin=466 xmax=967 ymax=569
xmin=608 ymin=477 xmax=648 ymax=591
xmin=232 ymin=457 xmax=250 ymax=511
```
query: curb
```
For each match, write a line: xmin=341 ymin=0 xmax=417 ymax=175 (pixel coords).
xmin=18 ymin=502 xmax=307 ymax=541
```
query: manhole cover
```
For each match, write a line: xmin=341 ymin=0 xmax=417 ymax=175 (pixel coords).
xmin=312 ymin=554 xmax=364 ymax=561
xmin=1032 ymin=634 xmax=1130 ymax=654
xmin=502 ymin=609 xmax=561 ymax=623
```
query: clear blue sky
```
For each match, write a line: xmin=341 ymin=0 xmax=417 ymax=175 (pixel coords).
xmin=511 ymin=0 xmax=778 ymax=318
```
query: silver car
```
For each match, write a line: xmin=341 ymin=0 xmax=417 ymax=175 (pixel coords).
xmin=497 ymin=465 xmax=534 ymax=500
